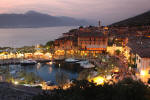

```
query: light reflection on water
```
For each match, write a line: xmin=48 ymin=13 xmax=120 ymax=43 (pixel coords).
xmin=6 ymin=63 xmax=78 ymax=82
xmin=49 ymin=67 xmax=53 ymax=74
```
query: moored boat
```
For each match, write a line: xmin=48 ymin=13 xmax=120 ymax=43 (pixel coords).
xmin=20 ymin=59 xmax=37 ymax=66
xmin=81 ymin=63 xmax=95 ymax=68
xmin=77 ymin=60 xmax=95 ymax=68
xmin=65 ymin=58 xmax=79 ymax=63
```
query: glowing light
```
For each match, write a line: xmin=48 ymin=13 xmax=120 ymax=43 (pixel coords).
xmin=45 ymin=53 xmax=52 ymax=58
xmin=114 ymin=69 xmax=119 ymax=73
xmin=14 ymin=81 xmax=19 ymax=85
xmin=34 ymin=52 xmax=43 ymax=56
xmin=140 ymin=70 xmax=146 ymax=76
xmin=49 ymin=62 xmax=53 ymax=65
xmin=106 ymin=75 xmax=112 ymax=80
xmin=90 ymin=76 xmax=105 ymax=85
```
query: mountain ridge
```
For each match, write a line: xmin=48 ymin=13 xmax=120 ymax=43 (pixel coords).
xmin=110 ymin=10 xmax=150 ymax=27
xmin=0 ymin=11 xmax=90 ymax=28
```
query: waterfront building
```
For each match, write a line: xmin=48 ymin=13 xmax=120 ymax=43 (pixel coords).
xmin=54 ymin=26 xmax=109 ymax=57
xmin=54 ymin=36 xmax=78 ymax=56
xmin=77 ymin=31 xmax=108 ymax=56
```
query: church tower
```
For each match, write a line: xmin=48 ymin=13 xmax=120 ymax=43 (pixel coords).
xmin=98 ymin=20 xmax=101 ymax=27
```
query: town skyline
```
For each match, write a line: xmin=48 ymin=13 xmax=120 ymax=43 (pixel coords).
xmin=0 ymin=0 xmax=150 ymax=25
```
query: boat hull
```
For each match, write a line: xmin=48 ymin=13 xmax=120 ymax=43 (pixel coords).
xmin=21 ymin=63 xmax=37 ymax=66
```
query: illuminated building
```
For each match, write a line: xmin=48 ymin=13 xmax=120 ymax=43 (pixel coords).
xmin=77 ymin=32 xmax=108 ymax=55
xmin=107 ymin=45 xmax=124 ymax=55
xmin=136 ymin=49 xmax=150 ymax=83
xmin=54 ymin=26 xmax=109 ymax=57
xmin=54 ymin=36 xmax=77 ymax=56
xmin=126 ymin=36 xmax=150 ymax=84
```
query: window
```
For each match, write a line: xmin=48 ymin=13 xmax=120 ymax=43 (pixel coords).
xmin=139 ymin=59 xmax=141 ymax=63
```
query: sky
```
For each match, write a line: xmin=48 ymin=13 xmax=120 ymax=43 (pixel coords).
xmin=0 ymin=0 xmax=150 ymax=25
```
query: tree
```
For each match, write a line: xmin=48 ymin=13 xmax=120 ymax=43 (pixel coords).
xmin=32 ymin=78 xmax=150 ymax=100
xmin=115 ymin=49 xmax=121 ymax=55
xmin=45 ymin=41 xmax=54 ymax=47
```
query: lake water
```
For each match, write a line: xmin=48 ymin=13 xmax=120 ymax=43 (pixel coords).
xmin=0 ymin=26 xmax=76 ymax=47
xmin=5 ymin=62 xmax=79 ymax=83
xmin=0 ymin=26 xmax=79 ymax=83
xmin=24 ymin=63 xmax=79 ymax=82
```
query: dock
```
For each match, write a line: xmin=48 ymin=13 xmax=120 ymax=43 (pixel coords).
xmin=0 ymin=59 xmax=21 ymax=65
xmin=0 ymin=59 xmax=53 ymax=66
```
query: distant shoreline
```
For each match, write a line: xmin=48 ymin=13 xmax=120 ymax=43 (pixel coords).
xmin=0 ymin=25 xmax=79 ymax=29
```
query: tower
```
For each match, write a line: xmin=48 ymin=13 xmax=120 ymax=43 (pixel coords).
xmin=98 ymin=20 xmax=101 ymax=27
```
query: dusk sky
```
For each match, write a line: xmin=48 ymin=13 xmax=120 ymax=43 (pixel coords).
xmin=0 ymin=0 xmax=150 ymax=25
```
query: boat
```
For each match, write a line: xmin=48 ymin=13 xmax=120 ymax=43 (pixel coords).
xmin=81 ymin=63 xmax=95 ymax=68
xmin=76 ymin=60 xmax=88 ymax=65
xmin=20 ymin=59 xmax=37 ymax=66
xmin=77 ymin=60 xmax=95 ymax=68
xmin=65 ymin=58 xmax=79 ymax=63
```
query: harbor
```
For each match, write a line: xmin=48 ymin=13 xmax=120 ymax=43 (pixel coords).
xmin=0 ymin=56 xmax=97 ymax=86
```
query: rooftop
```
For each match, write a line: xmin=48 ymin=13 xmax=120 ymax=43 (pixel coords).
xmin=78 ymin=32 xmax=106 ymax=37
xmin=127 ymin=36 xmax=150 ymax=58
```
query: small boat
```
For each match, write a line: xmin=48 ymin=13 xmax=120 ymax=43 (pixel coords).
xmin=76 ymin=60 xmax=88 ymax=65
xmin=81 ymin=63 xmax=95 ymax=69
xmin=20 ymin=59 xmax=37 ymax=66
xmin=77 ymin=60 xmax=95 ymax=68
xmin=65 ymin=58 xmax=79 ymax=63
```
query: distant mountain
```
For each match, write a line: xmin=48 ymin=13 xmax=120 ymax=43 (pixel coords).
xmin=110 ymin=11 xmax=150 ymax=27
xmin=0 ymin=11 xmax=90 ymax=28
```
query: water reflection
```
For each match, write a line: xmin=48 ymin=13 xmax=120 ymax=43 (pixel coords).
xmin=37 ymin=63 xmax=41 ymax=70
xmin=49 ymin=67 xmax=53 ymax=74
xmin=47 ymin=61 xmax=53 ymax=65
xmin=0 ymin=62 xmax=81 ymax=83
xmin=23 ymin=62 xmax=78 ymax=82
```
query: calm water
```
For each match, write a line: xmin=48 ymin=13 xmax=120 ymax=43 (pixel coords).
xmin=7 ymin=62 xmax=78 ymax=82
xmin=0 ymin=26 xmax=78 ymax=82
xmin=6 ymin=63 xmax=79 ymax=82
xmin=0 ymin=26 xmax=76 ymax=47
xmin=24 ymin=63 xmax=78 ymax=82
